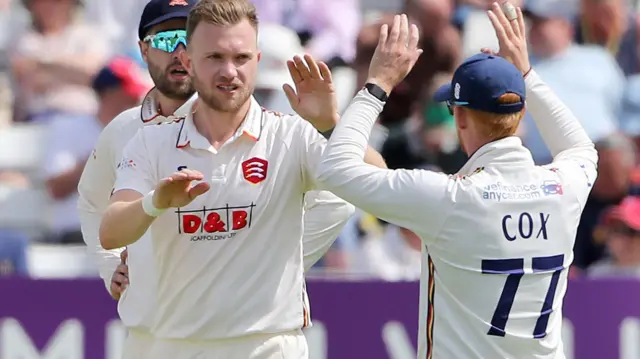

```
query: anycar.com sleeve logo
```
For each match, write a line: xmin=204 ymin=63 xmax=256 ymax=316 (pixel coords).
xmin=242 ymin=157 xmax=268 ymax=184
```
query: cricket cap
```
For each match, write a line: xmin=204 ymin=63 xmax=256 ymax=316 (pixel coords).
xmin=138 ymin=0 xmax=195 ymax=40
xmin=433 ymin=53 xmax=526 ymax=114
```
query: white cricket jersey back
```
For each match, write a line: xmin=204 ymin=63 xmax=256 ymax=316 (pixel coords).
xmin=113 ymin=98 xmax=321 ymax=340
xmin=417 ymin=143 xmax=586 ymax=359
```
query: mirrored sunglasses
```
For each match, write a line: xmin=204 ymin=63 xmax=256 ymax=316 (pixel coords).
xmin=143 ymin=30 xmax=187 ymax=53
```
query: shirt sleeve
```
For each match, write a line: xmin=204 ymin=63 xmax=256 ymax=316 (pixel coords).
xmin=77 ymin=119 xmax=124 ymax=293
xmin=315 ymin=90 xmax=455 ymax=243
xmin=525 ymin=70 xmax=598 ymax=209
xmin=297 ymin=117 xmax=328 ymax=192
xmin=113 ymin=128 xmax=156 ymax=196
xmin=301 ymin=190 xmax=355 ymax=271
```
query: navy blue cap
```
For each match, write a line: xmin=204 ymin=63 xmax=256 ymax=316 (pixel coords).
xmin=138 ymin=0 xmax=195 ymax=40
xmin=433 ymin=53 xmax=525 ymax=114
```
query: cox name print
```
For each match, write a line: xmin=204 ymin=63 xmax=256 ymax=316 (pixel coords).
xmin=1 ymin=279 xmax=640 ymax=359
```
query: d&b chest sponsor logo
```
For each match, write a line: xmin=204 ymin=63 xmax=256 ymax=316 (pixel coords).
xmin=175 ymin=203 xmax=257 ymax=241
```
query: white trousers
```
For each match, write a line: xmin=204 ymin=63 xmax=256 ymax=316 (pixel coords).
xmin=122 ymin=328 xmax=308 ymax=359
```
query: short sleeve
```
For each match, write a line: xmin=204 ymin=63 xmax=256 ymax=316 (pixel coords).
xmin=112 ymin=128 xmax=156 ymax=196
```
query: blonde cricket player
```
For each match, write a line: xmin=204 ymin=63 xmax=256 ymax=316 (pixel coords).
xmin=79 ymin=0 xmax=361 ymax=350
xmin=98 ymin=0 xmax=386 ymax=358
xmin=312 ymin=6 xmax=597 ymax=359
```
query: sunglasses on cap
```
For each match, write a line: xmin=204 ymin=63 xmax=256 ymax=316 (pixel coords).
xmin=446 ymin=99 xmax=470 ymax=115
xmin=143 ymin=30 xmax=187 ymax=53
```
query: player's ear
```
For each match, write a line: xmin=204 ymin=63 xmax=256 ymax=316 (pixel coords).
xmin=456 ymin=107 xmax=468 ymax=130
xmin=138 ymin=41 xmax=149 ymax=65
xmin=178 ymin=51 xmax=193 ymax=76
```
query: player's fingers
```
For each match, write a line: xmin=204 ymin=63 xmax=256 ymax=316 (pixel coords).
xmin=117 ymin=263 xmax=129 ymax=276
xmin=304 ymin=54 xmax=322 ymax=80
xmin=112 ymin=272 xmax=128 ymax=286
xmin=388 ymin=15 xmax=401 ymax=46
xmin=481 ymin=47 xmax=496 ymax=55
xmin=500 ymin=1 xmax=520 ymax=37
xmin=183 ymin=169 xmax=204 ymax=181
xmin=282 ymin=84 xmax=299 ymax=109
xmin=399 ymin=14 xmax=409 ymax=47
xmin=378 ymin=24 xmax=389 ymax=48
xmin=491 ymin=2 xmax=516 ymax=40
xmin=170 ymin=171 xmax=189 ymax=182
xmin=188 ymin=182 xmax=210 ymax=199
xmin=293 ymin=55 xmax=311 ymax=81
xmin=318 ymin=62 xmax=333 ymax=84
xmin=408 ymin=23 xmax=420 ymax=51
xmin=286 ymin=60 xmax=303 ymax=84
xmin=120 ymin=249 xmax=128 ymax=263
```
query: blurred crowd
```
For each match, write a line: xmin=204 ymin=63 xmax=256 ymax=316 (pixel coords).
xmin=0 ymin=0 xmax=638 ymax=281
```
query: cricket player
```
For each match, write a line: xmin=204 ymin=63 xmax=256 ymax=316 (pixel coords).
xmin=98 ymin=0 xmax=385 ymax=357
xmin=78 ymin=0 xmax=361 ymax=347
xmin=312 ymin=5 xmax=597 ymax=359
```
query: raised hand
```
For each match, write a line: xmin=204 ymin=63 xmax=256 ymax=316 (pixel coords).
xmin=366 ymin=14 xmax=422 ymax=95
xmin=283 ymin=54 xmax=338 ymax=132
xmin=152 ymin=168 xmax=210 ymax=209
xmin=484 ymin=2 xmax=531 ymax=75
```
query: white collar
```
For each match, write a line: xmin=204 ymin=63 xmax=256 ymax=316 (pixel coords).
xmin=140 ymin=88 xmax=198 ymax=124
xmin=175 ymin=96 xmax=264 ymax=150
xmin=456 ymin=136 xmax=534 ymax=177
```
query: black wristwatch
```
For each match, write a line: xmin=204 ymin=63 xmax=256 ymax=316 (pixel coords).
xmin=364 ymin=83 xmax=389 ymax=102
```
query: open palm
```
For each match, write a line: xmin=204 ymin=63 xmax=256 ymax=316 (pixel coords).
xmin=283 ymin=54 xmax=338 ymax=132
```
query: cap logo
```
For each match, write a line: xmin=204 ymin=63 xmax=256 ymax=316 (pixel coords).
xmin=169 ymin=0 xmax=189 ymax=6
xmin=454 ymin=83 xmax=461 ymax=100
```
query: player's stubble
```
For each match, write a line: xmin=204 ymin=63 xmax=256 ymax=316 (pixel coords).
xmin=190 ymin=65 xmax=254 ymax=113
xmin=148 ymin=58 xmax=195 ymax=101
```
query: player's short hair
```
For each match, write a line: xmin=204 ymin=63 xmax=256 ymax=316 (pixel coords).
xmin=186 ymin=0 xmax=259 ymax=41
xmin=464 ymin=93 xmax=525 ymax=140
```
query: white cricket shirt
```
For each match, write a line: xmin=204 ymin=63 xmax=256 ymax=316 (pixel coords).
xmin=78 ymin=89 xmax=197 ymax=330
xmin=315 ymin=70 xmax=598 ymax=359
xmin=112 ymin=97 xmax=343 ymax=340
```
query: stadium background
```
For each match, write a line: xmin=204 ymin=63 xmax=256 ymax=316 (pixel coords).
xmin=1 ymin=0 xmax=640 ymax=358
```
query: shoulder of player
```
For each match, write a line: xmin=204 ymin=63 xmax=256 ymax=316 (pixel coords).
xmin=134 ymin=115 xmax=187 ymax=147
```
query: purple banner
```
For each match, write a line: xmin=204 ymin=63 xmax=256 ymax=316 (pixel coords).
xmin=1 ymin=278 xmax=640 ymax=358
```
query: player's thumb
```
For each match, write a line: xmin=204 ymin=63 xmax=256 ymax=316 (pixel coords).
xmin=282 ymin=84 xmax=298 ymax=110
xmin=120 ymin=249 xmax=128 ymax=264
xmin=188 ymin=182 xmax=210 ymax=199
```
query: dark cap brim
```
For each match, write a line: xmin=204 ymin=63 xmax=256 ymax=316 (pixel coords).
xmin=139 ymin=11 xmax=190 ymax=40
xmin=433 ymin=83 xmax=452 ymax=102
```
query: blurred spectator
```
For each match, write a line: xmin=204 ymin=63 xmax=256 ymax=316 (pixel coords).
xmin=454 ymin=0 xmax=523 ymax=59
xmin=82 ymin=0 xmax=149 ymax=60
xmin=397 ymin=0 xmax=460 ymax=124
xmin=251 ymin=0 xmax=360 ymax=67
xmin=588 ymin=196 xmax=640 ymax=278
xmin=254 ymin=23 xmax=301 ymax=114
xmin=351 ymin=223 xmax=422 ymax=281
xmin=575 ymin=133 xmax=637 ymax=269
xmin=576 ymin=0 xmax=640 ymax=76
xmin=620 ymin=74 xmax=640 ymax=149
xmin=520 ymin=0 xmax=623 ymax=164
xmin=42 ymin=57 xmax=148 ymax=244
xmin=9 ymin=0 xmax=109 ymax=123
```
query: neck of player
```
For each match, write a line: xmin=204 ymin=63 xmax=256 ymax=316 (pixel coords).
xmin=193 ymin=98 xmax=252 ymax=149
xmin=157 ymin=92 xmax=189 ymax=117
